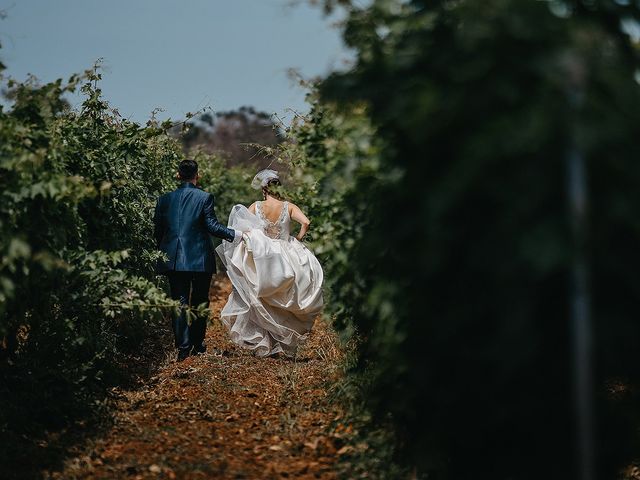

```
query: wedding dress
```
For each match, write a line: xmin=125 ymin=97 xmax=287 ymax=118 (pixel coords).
xmin=215 ymin=201 xmax=324 ymax=356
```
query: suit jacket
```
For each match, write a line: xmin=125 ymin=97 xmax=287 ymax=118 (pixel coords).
xmin=153 ymin=182 xmax=235 ymax=273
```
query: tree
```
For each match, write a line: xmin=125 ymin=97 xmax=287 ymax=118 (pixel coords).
xmin=174 ymin=106 xmax=283 ymax=168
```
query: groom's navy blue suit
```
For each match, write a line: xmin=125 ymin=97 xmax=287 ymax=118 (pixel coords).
xmin=154 ymin=182 xmax=236 ymax=356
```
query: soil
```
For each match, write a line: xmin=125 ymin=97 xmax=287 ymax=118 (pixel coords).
xmin=48 ymin=275 xmax=352 ymax=480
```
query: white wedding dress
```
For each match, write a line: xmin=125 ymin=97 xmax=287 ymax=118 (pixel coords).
xmin=215 ymin=201 xmax=324 ymax=356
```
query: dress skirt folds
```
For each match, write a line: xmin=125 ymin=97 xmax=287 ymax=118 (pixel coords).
xmin=215 ymin=204 xmax=324 ymax=356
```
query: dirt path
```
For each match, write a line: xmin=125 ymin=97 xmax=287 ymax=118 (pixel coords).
xmin=52 ymin=276 xmax=351 ymax=480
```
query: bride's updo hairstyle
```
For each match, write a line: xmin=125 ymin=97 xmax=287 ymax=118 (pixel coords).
xmin=251 ymin=169 xmax=283 ymax=200
xmin=262 ymin=178 xmax=282 ymax=200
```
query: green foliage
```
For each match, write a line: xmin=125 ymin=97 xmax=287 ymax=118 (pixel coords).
xmin=0 ymin=64 xmax=185 ymax=466
xmin=293 ymin=0 xmax=640 ymax=478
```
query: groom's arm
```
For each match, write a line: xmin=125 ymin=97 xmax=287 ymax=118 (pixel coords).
xmin=203 ymin=194 xmax=239 ymax=242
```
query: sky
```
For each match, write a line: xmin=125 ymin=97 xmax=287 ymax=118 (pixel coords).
xmin=0 ymin=0 xmax=351 ymax=123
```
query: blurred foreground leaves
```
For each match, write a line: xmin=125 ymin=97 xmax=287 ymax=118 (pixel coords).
xmin=297 ymin=0 xmax=640 ymax=477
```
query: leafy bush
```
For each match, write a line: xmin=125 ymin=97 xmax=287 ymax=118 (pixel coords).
xmin=292 ymin=0 xmax=640 ymax=478
xmin=0 ymin=65 xmax=184 ymax=471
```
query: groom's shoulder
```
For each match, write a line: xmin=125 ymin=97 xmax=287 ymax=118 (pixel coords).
xmin=159 ymin=186 xmax=210 ymax=203
xmin=156 ymin=189 xmax=180 ymax=206
xmin=157 ymin=190 xmax=173 ymax=202
xmin=192 ymin=187 xmax=214 ymax=201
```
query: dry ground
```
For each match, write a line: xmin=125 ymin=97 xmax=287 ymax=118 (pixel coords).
xmin=48 ymin=275 xmax=358 ymax=480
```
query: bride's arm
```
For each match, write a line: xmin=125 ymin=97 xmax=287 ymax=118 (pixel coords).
xmin=248 ymin=202 xmax=257 ymax=214
xmin=290 ymin=203 xmax=310 ymax=240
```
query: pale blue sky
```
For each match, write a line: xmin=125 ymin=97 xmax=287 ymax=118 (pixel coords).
xmin=0 ymin=0 xmax=350 ymax=123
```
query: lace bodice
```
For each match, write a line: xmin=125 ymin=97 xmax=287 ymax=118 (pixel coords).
xmin=256 ymin=201 xmax=291 ymax=240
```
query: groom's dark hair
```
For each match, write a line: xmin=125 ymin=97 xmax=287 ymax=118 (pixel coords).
xmin=178 ymin=159 xmax=198 ymax=180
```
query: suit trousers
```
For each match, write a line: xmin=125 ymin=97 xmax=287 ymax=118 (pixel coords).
xmin=167 ymin=271 xmax=213 ymax=354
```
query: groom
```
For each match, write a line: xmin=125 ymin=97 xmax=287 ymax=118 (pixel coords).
xmin=154 ymin=159 xmax=240 ymax=361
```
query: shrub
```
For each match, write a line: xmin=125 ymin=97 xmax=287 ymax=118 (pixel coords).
xmin=0 ymin=66 xmax=183 ymax=471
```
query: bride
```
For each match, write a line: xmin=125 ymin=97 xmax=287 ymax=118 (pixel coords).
xmin=215 ymin=169 xmax=324 ymax=357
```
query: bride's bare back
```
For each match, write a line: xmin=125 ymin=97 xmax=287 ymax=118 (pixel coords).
xmin=249 ymin=197 xmax=310 ymax=241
